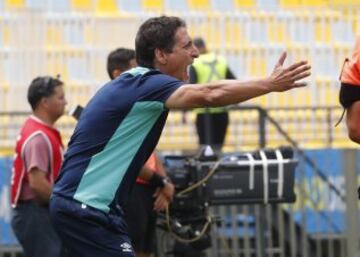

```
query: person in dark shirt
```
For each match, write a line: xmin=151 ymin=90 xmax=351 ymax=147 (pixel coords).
xmin=189 ymin=37 xmax=236 ymax=152
xmin=107 ymin=47 xmax=174 ymax=257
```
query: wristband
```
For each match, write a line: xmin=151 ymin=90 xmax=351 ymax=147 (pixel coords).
xmin=339 ymin=83 xmax=360 ymax=108
xmin=149 ymin=173 xmax=168 ymax=188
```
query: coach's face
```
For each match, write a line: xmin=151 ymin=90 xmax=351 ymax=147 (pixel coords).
xmin=156 ymin=27 xmax=199 ymax=81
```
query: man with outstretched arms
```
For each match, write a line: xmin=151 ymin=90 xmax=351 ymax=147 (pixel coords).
xmin=50 ymin=16 xmax=311 ymax=257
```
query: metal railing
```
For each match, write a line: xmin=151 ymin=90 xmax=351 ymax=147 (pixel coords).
xmin=0 ymin=105 xmax=353 ymax=155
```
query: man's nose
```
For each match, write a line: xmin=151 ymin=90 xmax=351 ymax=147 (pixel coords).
xmin=192 ymin=46 xmax=200 ymax=58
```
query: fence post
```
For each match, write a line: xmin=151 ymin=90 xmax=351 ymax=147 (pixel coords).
xmin=343 ymin=149 xmax=359 ymax=257
xmin=258 ymin=107 xmax=266 ymax=149
xmin=256 ymin=107 xmax=267 ymax=257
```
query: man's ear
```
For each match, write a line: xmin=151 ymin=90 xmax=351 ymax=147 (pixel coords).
xmin=112 ymin=69 xmax=122 ymax=79
xmin=155 ymin=48 xmax=168 ymax=65
xmin=38 ymin=97 xmax=49 ymax=110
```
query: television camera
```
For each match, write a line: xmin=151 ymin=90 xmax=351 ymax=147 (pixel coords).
xmin=158 ymin=146 xmax=298 ymax=252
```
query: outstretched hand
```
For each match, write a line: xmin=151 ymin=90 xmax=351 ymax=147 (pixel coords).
xmin=267 ymin=51 xmax=311 ymax=92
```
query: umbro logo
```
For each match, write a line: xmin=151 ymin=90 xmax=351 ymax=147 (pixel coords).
xmin=120 ymin=242 xmax=133 ymax=253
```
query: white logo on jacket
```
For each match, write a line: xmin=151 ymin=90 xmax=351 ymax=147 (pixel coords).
xmin=120 ymin=242 xmax=133 ymax=253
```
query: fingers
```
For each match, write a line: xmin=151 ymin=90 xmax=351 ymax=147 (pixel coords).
xmin=292 ymin=82 xmax=307 ymax=88
xmin=286 ymin=64 xmax=311 ymax=81
xmin=282 ymin=82 xmax=307 ymax=90
xmin=285 ymin=60 xmax=308 ymax=72
xmin=153 ymin=193 xmax=169 ymax=211
xmin=275 ymin=52 xmax=287 ymax=68
xmin=153 ymin=186 xmax=175 ymax=211
xmin=162 ymin=183 xmax=175 ymax=201
xmin=291 ymin=71 xmax=311 ymax=81
xmin=153 ymin=188 xmax=161 ymax=198
xmin=268 ymin=55 xmax=311 ymax=92
xmin=153 ymin=196 xmax=163 ymax=211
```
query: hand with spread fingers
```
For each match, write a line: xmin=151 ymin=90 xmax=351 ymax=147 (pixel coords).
xmin=266 ymin=52 xmax=311 ymax=92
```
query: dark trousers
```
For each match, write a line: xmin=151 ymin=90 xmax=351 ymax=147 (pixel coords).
xmin=49 ymin=195 xmax=135 ymax=257
xmin=11 ymin=201 xmax=64 ymax=257
xmin=124 ymin=183 xmax=157 ymax=254
xmin=196 ymin=112 xmax=229 ymax=151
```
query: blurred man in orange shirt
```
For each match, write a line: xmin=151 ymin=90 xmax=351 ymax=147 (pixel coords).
xmin=339 ymin=37 xmax=360 ymax=144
